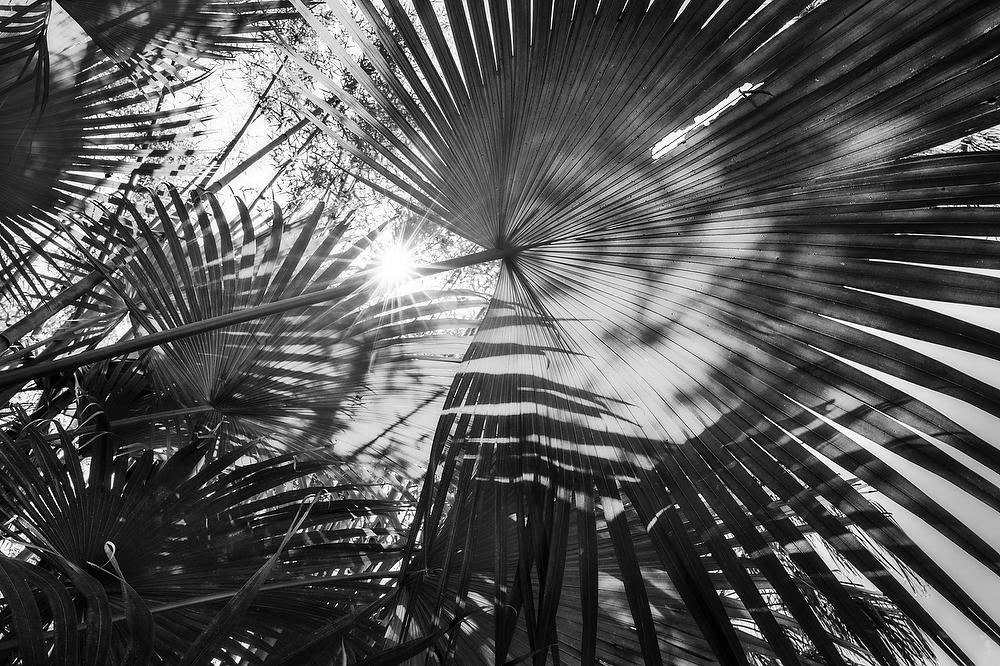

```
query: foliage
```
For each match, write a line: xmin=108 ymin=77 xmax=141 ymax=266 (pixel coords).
xmin=3 ymin=1 xmax=1000 ymax=665
xmin=0 ymin=422 xmax=403 ymax=665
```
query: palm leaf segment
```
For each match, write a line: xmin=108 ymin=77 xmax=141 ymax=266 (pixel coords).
xmin=0 ymin=0 xmax=291 ymax=305
xmin=288 ymin=1 xmax=1000 ymax=664
xmin=72 ymin=188 xmax=486 ymax=470
xmin=55 ymin=0 xmax=293 ymax=79
xmin=0 ymin=3 xmax=203 ymax=239
xmin=0 ymin=424 xmax=404 ymax=665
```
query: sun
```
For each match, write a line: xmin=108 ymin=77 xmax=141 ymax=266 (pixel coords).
xmin=375 ymin=245 xmax=416 ymax=287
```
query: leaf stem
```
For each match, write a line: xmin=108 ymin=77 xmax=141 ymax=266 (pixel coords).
xmin=0 ymin=248 xmax=511 ymax=391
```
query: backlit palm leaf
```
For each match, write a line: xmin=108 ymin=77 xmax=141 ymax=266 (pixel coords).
xmin=0 ymin=2 xmax=204 ymax=268
xmin=69 ymin=188 xmax=487 ymax=468
xmin=55 ymin=0 xmax=293 ymax=80
xmin=394 ymin=480 xmax=929 ymax=665
xmin=0 ymin=0 xmax=294 ymax=307
xmin=0 ymin=2 xmax=210 ymax=217
xmin=333 ymin=287 xmax=487 ymax=476
xmin=286 ymin=1 xmax=1000 ymax=664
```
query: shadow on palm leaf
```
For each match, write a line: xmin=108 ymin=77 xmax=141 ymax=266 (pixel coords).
xmin=68 ymin=188 xmax=487 ymax=474
xmin=0 ymin=3 xmax=207 ymax=226
xmin=0 ymin=421 xmax=404 ymax=665
xmin=0 ymin=2 xmax=206 ymax=315
xmin=391 ymin=267 xmax=1000 ymax=665
xmin=278 ymin=1 xmax=1000 ymax=663
xmin=401 ymin=477 xmax=936 ymax=666
xmin=0 ymin=0 xmax=295 ymax=308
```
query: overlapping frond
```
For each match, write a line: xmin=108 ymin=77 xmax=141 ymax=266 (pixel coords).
xmin=0 ymin=3 xmax=207 ymax=312
xmin=0 ymin=0 xmax=300 ymax=309
xmin=0 ymin=422 xmax=404 ymax=665
xmin=0 ymin=4 xmax=208 ymax=220
xmin=55 ymin=0 xmax=294 ymax=80
xmin=334 ymin=286 xmax=486 ymax=476
xmin=59 ymin=188 xmax=486 ymax=469
xmin=285 ymin=1 xmax=1000 ymax=663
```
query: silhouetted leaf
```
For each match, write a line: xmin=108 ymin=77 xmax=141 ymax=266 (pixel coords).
xmin=286 ymin=1 xmax=1000 ymax=663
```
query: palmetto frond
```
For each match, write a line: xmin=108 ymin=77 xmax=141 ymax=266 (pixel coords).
xmin=0 ymin=422 xmax=404 ymax=665
xmin=395 ymin=481 xmax=932 ymax=666
xmin=0 ymin=0 xmax=295 ymax=308
xmin=54 ymin=0 xmax=294 ymax=79
xmin=60 ymin=188 xmax=488 ymax=466
xmin=284 ymin=1 xmax=1000 ymax=664
xmin=0 ymin=4 xmax=207 ymax=222
xmin=0 ymin=3 xmax=204 ymax=314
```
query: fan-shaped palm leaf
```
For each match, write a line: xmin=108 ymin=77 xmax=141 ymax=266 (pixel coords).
xmin=284 ymin=1 xmax=1000 ymax=664
xmin=0 ymin=3 xmax=207 ymax=318
xmin=60 ymin=188 xmax=488 ymax=468
xmin=0 ymin=0 xmax=299 ymax=309
xmin=0 ymin=422 xmax=404 ymax=664
xmin=393 ymin=479 xmax=931 ymax=666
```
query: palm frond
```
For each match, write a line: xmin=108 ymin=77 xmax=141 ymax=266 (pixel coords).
xmin=55 ymin=0 xmax=294 ymax=81
xmin=0 ymin=2 xmax=205 ymax=283
xmin=65 ymin=188 xmax=488 ymax=466
xmin=285 ymin=1 xmax=1000 ymax=664
xmin=1 ymin=5 xmax=208 ymax=216
xmin=0 ymin=421 xmax=404 ymax=664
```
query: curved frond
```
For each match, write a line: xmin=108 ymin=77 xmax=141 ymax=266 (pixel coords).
xmin=55 ymin=0 xmax=294 ymax=79
xmin=63 ymin=188 xmax=488 ymax=469
xmin=0 ymin=422 xmax=403 ymax=664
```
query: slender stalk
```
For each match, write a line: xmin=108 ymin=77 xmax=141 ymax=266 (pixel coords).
xmin=0 ymin=270 xmax=106 ymax=354
xmin=145 ymin=571 xmax=401 ymax=615
xmin=0 ymin=247 xmax=511 ymax=391
xmin=110 ymin=405 xmax=218 ymax=427
xmin=207 ymin=117 xmax=311 ymax=194
xmin=191 ymin=59 xmax=289 ymax=191
xmin=30 ymin=405 xmax=219 ymax=442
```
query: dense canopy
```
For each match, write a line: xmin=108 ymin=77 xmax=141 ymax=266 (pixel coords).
xmin=1 ymin=1 xmax=1000 ymax=664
